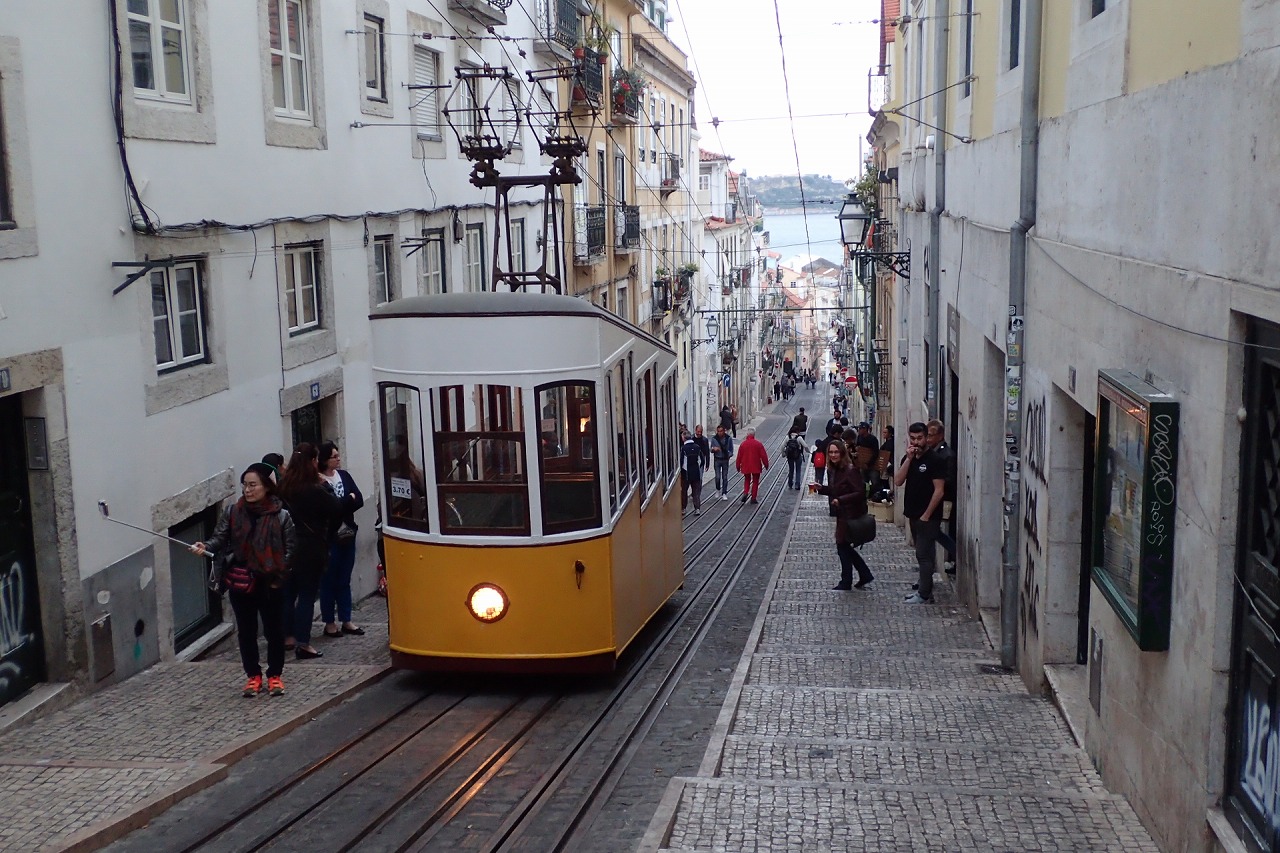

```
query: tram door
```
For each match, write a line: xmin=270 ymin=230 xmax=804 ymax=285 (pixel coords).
xmin=1227 ymin=318 xmax=1280 ymax=852
xmin=0 ymin=394 xmax=45 ymax=706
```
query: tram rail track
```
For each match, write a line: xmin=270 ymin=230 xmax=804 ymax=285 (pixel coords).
xmin=140 ymin=396 xmax=814 ymax=853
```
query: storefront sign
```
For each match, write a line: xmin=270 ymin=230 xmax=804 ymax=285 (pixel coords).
xmin=1091 ymin=369 xmax=1179 ymax=651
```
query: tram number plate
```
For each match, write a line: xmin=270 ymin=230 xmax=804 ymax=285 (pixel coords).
xmin=391 ymin=477 xmax=413 ymax=499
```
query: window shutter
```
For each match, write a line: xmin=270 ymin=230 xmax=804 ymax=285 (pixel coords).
xmin=412 ymin=47 xmax=438 ymax=136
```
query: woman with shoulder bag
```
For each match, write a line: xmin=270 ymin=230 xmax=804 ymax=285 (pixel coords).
xmin=192 ymin=463 xmax=296 ymax=697
xmin=815 ymin=439 xmax=875 ymax=590
xmin=278 ymin=443 xmax=344 ymax=660
xmin=318 ymin=441 xmax=365 ymax=638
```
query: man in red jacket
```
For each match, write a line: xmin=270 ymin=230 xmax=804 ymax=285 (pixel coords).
xmin=735 ymin=428 xmax=770 ymax=504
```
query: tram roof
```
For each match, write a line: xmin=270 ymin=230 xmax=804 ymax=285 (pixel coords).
xmin=371 ymin=292 xmax=673 ymax=353
xmin=372 ymin=291 xmax=605 ymax=320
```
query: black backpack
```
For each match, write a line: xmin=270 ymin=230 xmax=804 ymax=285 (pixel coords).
xmin=785 ymin=436 xmax=803 ymax=460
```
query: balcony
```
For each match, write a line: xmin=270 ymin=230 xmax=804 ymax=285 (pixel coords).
xmin=573 ymin=204 xmax=606 ymax=263
xmin=447 ymin=0 xmax=510 ymax=27
xmin=571 ymin=51 xmax=604 ymax=107
xmin=651 ymin=279 xmax=671 ymax=315
xmin=614 ymin=204 xmax=640 ymax=251
xmin=660 ymin=153 xmax=681 ymax=195
xmin=730 ymin=264 xmax=751 ymax=289
xmin=534 ymin=0 xmax=578 ymax=60
xmin=611 ymin=94 xmax=641 ymax=125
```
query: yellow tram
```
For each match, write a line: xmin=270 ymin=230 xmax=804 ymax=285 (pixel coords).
xmin=370 ymin=292 xmax=684 ymax=673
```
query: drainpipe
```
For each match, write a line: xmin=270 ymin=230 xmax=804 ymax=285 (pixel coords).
xmin=929 ymin=0 xmax=949 ymax=418
xmin=1000 ymin=0 xmax=1043 ymax=669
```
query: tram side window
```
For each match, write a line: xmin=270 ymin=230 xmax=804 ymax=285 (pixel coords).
xmin=665 ymin=376 xmax=679 ymax=487
xmin=431 ymin=384 xmax=529 ymax=535
xmin=660 ymin=374 xmax=675 ymax=486
xmin=537 ymin=383 xmax=602 ymax=534
xmin=605 ymin=373 xmax=618 ymax=515
xmin=641 ymin=369 xmax=656 ymax=490
xmin=380 ymin=384 xmax=429 ymax=533
xmin=626 ymin=353 xmax=639 ymax=487
xmin=612 ymin=362 xmax=631 ymax=501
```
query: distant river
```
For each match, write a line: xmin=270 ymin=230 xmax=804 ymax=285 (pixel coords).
xmin=761 ymin=210 xmax=844 ymax=266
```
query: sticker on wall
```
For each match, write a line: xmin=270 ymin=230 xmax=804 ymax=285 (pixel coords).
xmin=139 ymin=565 xmax=153 ymax=590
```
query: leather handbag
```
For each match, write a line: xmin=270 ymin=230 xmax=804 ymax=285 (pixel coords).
xmin=844 ymin=513 xmax=877 ymax=547
xmin=335 ymin=522 xmax=356 ymax=545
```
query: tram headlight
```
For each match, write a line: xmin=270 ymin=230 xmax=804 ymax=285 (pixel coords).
xmin=466 ymin=583 xmax=508 ymax=623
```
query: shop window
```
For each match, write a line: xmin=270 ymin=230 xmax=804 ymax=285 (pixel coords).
xmin=536 ymin=382 xmax=601 ymax=534
xmin=432 ymin=384 xmax=528 ymax=535
xmin=169 ymin=507 xmax=220 ymax=650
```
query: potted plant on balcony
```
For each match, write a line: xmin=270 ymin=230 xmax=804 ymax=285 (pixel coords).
xmin=611 ymin=65 xmax=646 ymax=117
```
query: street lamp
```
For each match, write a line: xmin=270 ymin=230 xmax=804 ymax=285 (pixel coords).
xmin=837 ymin=192 xmax=910 ymax=280
xmin=691 ymin=313 xmax=719 ymax=351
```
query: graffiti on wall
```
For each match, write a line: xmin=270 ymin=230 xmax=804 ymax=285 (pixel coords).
xmin=1241 ymin=692 xmax=1280 ymax=834
xmin=0 ymin=556 xmax=33 ymax=695
xmin=1019 ymin=397 xmax=1049 ymax=649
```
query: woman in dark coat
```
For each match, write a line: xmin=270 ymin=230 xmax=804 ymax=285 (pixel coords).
xmin=318 ymin=441 xmax=365 ymax=638
xmin=278 ymin=443 xmax=343 ymax=659
xmin=817 ymin=439 xmax=874 ymax=590
xmin=193 ymin=463 xmax=296 ymax=696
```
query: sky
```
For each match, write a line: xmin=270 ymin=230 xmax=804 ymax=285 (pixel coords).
xmin=667 ymin=0 xmax=882 ymax=182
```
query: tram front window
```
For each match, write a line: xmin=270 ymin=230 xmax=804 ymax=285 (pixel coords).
xmin=380 ymin=384 xmax=429 ymax=533
xmin=432 ymin=384 xmax=529 ymax=535
xmin=537 ymin=383 xmax=601 ymax=534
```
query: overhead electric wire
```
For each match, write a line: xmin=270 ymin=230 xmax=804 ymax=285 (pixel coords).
xmin=768 ymin=0 xmax=819 ymax=292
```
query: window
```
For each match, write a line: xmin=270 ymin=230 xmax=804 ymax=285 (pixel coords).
xmin=464 ymin=223 xmax=486 ymax=292
xmin=536 ymin=382 xmax=602 ymax=534
xmin=411 ymin=46 xmax=441 ymax=139
xmin=1090 ymin=0 xmax=1106 ymax=17
xmin=169 ymin=507 xmax=221 ymax=650
xmin=510 ymin=218 xmax=526 ymax=277
xmin=962 ymin=0 xmax=974 ymax=97
xmin=503 ymin=78 xmax=522 ymax=148
xmin=614 ymin=154 xmax=626 ymax=204
xmin=640 ymin=370 xmax=656 ymax=490
xmin=1008 ymin=0 xmax=1022 ymax=70
xmin=127 ymin=0 xmax=191 ymax=102
xmin=432 ymin=384 xmax=529 ymax=535
xmin=699 ymin=171 xmax=710 ymax=192
xmin=380 ymin=384 xmax=429 ymax=533
xmin=459 ymin=68 xmax=480 ymax=139
xmin=612 ymin=360 xmax=631 ymax=503
xmin=363 ymin=14 xmax=385 ymax=101
xmin=373 ymin=235 xmax=394 ymax=303
xmin=663 ymin=376 xmax=677 ymax=486
xmin=291 ymin=400 xmax=323 ymax=448
xmin=268 ymin=0 xmax=310 ymax=118
xmin=420 ymin=228 xmax=446 ymax=293
xmin=283 ymin=243 xmax=320 ymax=333
xmin=151 ymin=259 xmax=207 ymax=371
xmin=605 ymin=372 xmax=618 ymax=513
xmin=616 ymin=284 xmax=628 ymax=322
xmin=596 ymin=149 xmax=606 ymax=205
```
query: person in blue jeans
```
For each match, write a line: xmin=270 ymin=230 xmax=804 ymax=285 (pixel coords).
xmin=318 ymin=441 xmax=365 ymax=638
xmin=709 ymin=424 xmax=734 ymax=500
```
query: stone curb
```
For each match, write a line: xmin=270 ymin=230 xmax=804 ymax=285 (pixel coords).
xmin=636 ymin=470 xmax=806 ymax=853
xmin=45 ymin=663 xmax=392 ymax=853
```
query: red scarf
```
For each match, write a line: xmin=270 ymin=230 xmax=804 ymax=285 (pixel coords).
xmin=229 ymin=496 xmax=288 ymax=578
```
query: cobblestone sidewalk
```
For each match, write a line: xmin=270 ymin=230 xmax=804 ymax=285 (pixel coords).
xmin=638 ymin=491 xmax=1161 ymax=852
xmin=0 ymin=598 xmax=391 ymax=852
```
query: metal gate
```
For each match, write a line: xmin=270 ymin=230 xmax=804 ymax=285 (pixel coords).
xmin=1227 ymin=318 xmax=1280 ymax=852
xmin=0 ymin=395 xmax=45 ymax=706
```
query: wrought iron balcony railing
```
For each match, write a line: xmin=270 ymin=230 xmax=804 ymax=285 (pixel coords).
xmin=534 ymin=0 xmax=579 ymax=57
xmin=574 ymin=204 xmax=606 ymax=262
xmin=660 ymin=153 xmax=681 ymax=194
xmin=572 ymin=51 xmax=604 ymax=105
xmin=614 ymin=204 xmax=640 ymax=250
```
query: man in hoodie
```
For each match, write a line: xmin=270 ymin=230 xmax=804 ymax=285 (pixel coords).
xmin=735 ymin=428 xmax=770 ymax=504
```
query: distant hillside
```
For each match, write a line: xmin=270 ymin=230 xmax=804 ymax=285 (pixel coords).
xmin=753 ymin=174 xmax=849 ymax=208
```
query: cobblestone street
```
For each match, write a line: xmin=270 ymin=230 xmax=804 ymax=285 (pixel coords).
xmin=0 ymin=599 xmax=390 ymax=852
xmin=638 ymin=490 xmax=1161 ymax=852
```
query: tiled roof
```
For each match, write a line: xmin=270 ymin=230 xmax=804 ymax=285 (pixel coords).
xmin=881 ymin=0 xmax=900 ymax=66
xmin=699 ymin=148 xmax=733 ymax=162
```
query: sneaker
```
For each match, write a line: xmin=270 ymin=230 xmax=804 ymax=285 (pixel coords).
xmin=740 ymin=494 xmax=748 ymax=503
xmin=693 ymin=509 xmax=700 ymax=516
xmin=267 ymin=676 xmax=284 ymax=696
xmin=832 ymin=582 xmax=852 ymax=591
xmin=243 ymin=675 xmax=263 ymax=697
xmin=854 ymin=576 xmax=875 ymax=589
xmin=750 ymin=498 xmax=758 ymax=504
xmin=722 ymin=494 xmax=730 ymax=501
xmin=904 ymin=592 xmax=931 ymax=604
